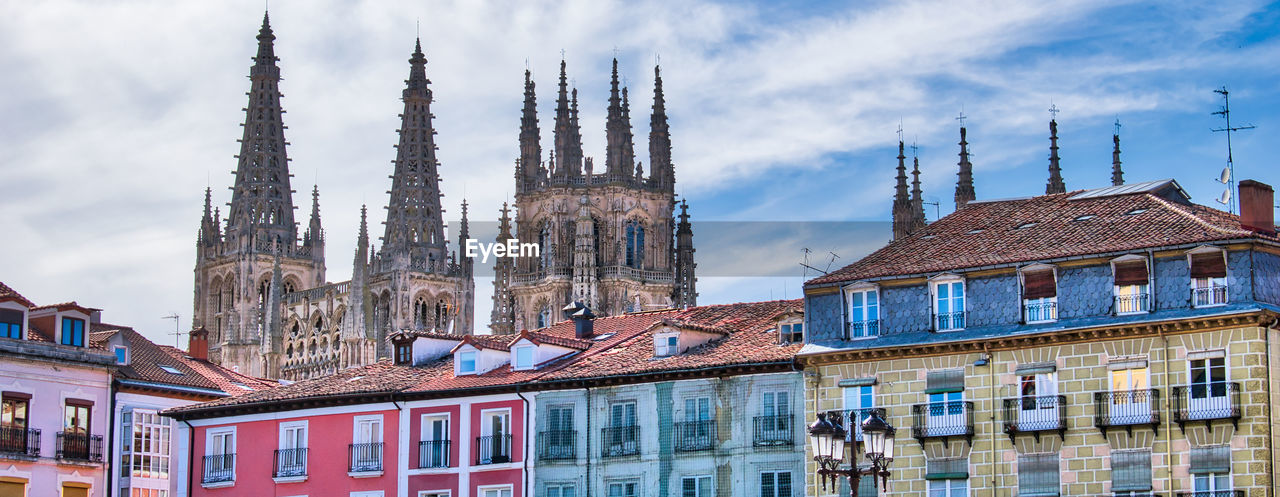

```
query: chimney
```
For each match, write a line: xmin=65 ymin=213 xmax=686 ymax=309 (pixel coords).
xmin=1239 ymin=180 xmax=1275 ymax=234
xmin=188 ymin=327 xmax=209 ymax=361
xmin=571 ymin=306 xmax=595 ymax=339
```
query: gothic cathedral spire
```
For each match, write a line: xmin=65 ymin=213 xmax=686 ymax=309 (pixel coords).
xmin=892 ymin=141 xmax=913 ymax=240
xmin=552 ymin=59 xmax=582 ymax=182
xmin=228 ymin=11 xmax=297 ymax=249
xmin=605 ymin=58 xmax=631 ymax=181
xmin=649 ymin=65 xmax=674 ymax=192
xmin=490 ymin=202 xmax=516 ymax=335
xmin=518 ymin=69 xmax=540 ymax=194
xmin=910 ymin=153 xmax=926 ymax=233
xmin=674 ymin=199 xmax=697 ymax=309
xmin=1111 ymin=122 xmax=1124 ymax=187
xmin=1046 ymin=117 xmax=1066 ymax=194
xmin=955 ymin=126 xmax=976 ymax=208
xmin=381 ymin=39 xmax=448 ymax=271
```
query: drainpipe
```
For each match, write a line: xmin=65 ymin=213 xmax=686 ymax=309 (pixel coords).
xmin=516 ymin=386 xmax=530 ymax=497
xmin=107 ymin=384 xmax=117 ymax=497
xmin=1159 ymin=326 xmax=1173 ymax=494
xmin=1264 ymin=317 xmax=1276 ymax=497
xmin=183 ymin=419 xmax=195 ymax=497
xmin=584 ymin=385 xmax=592 ymax=497
xmin=985 ymin=343 xmax=997 ymax=497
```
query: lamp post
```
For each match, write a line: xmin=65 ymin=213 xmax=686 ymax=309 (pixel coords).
xmin=809 ymin=408 xmax=895 ymax=497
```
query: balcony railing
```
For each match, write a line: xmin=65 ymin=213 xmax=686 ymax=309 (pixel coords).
xmin=0 ymin=427 xmax=39 ymax=457
xmin=935 ymin=311 xmax=966 ymax=331
xmin=273 ymin=448 xmax=307 ymax=478
xmin=674 ymin=420 xmax=716 ymax=452
xmin=1171 ymin=382 xmax=1241 ymax=430
xmin=911 ymin=401 xmax=974 ymax=446
xmin=417 ymin=440 xmax=450 ymax=468
xmin=752 ymin=415 xmax=793 ymax=446
xmin=1115 ymin=294 xmax=1150 ymax=314
xmin=537 ymin=430 xmax=576 ymax=460
xmin=475 ymin=434 xmax=512 ymax=465
xmin=601 ymin=425 xmax=639 ymax=457
xmin=848 ymin=319 xmax=880 ymax=339
xmin=348 ymin=442 xmax=383 ymax=473
xmin=1024 ymin=300 xmax=1058 ymax=323
xmin=202 ymin=454 xmax=235 ymax=484
xmin=1094 ymin=389 xmax=1160 ymax=434
xmin=1002 ymin=395 xmax=1067 ymax=440
xmin=55 ymin=432 xmax=102 ymax=462
xmin=1176 ymin=491 xmax=1244 ymax=497
xmin=1192 ymin=285 xmax=1228 ymax=307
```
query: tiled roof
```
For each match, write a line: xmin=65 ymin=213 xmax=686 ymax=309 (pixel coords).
xmin=29 ymin=302 xmax=99 ymax=313
xmin=519 ymin=329 xmax=592 ymax=350
xmin=454 ymin=333 xmax=514 ymax=352
xmin=159 ymin=346 xmax=278 ymax=396
xmin=0 ymin=281 xmax=34 ymax=308
xmin=166 ymin=361 xmax=435 ymax=413
xmin=92 ymin=323 xmax=275 ymax=398
xmin=808 ymin=181 xmax=1278 ymax=286
xmin=387 ymin=329 xmax=468 ymax=342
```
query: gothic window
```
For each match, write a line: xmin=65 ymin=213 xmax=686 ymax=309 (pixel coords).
xmin=435 ymin=300 xmax=450 ymax=330
xmin=284 ymin=281 xmax=297 ymax=295
xmin=414 ymin=297 xmax=429 ymax=330
xmin=625 ymin=220 xmax=645 ymax=268
xmin=308 ymin=340 xmax=317 ymax=357
xmin=537 ymin=305 xmax=551 ymax=329
xmin=377 ymin=294 xmax=391 ymax=331
xmin=258 ymin=279 xmax=271 ymax=313
xmin=539 ymin=224 xmax=553 ymax=269
xmin=312 ymin=316 xmax=323 ymax=335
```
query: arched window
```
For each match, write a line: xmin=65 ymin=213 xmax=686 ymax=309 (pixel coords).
xmin=435 ymin=300 xmax=449 ymax=330
xmin=537 ymin=305 xmax=551 ymax=329
xmin=312 ymin=316 xmax=323 ymax=335
xmin=413 ymin=297 xmax=430 ymax=329
xmin=284 ymin=281 xmax=297 ymax=295
xmin=625 ymin=220 xmax=645 ymax=268
xmin=539 ymin=224 xmax=553 ymax=269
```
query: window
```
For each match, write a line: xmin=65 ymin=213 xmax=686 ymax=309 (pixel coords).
xmin=760 ymin=471 xmax=792 ymax=497
xmin=678 ymin=397 xmax=713 ymax=451
xmin=478 ymin=410 xmax=510 ymax=464
xmin=457 ymin=351 xmax=477 ymax=374
xmin=0 ymin=309 xmax=22 ymax=339
xmin=1016 ymin=373 xmax=1059 ymax=431
xmin=351 ymin=415 xmax=382 ymax=472
xmin=925 ymin=370 xmax=965 ymax=436
xmin=1109 ymin=366 xmax=1153 ymax=424
xmin=114 ymin=346 xmax=129 ymax=364
xmin=1 ymin=393 xmax=30 ymax=454
xmin=758 ymin=390 xmax=792 ymax=444
xmin=1190 ymin=250 xmax=1228 ymax=307
xmin=1021 ymin=267 xmax=1058 ymax=323
xmin=276 ymin=421 xmax=307 ymax=477
xmin=480 ymin=488 xmax=512 ymax=497
xmin=61 ymin=317 xmax=85 ymax=346
xmin=421 ymin=414 xmax=449 ymax=468
xmin=537 ymin=306 xmax=551 ymax=329
xmin=514 ymin=346 xmax=535 ymax=370
xmin=625 ymin=221 xmax=645 ymax=268
xmin=779 ymin=322 xmax=803 ymax=343
xmin=607 ymin=481 xmax=638 ymax=497
xmin=1018 ymin=452 xmax=1060 ymax=496
xmin=844 ymin=385 xmax=874 ymax=440
xmin=847 ymin=288 xmax=879 ymax=338
xmin=204 ymin=428 xmax=235 ymax=483
xmin=546 ymin=484 xmax=576 ymax=497
xmin=1190 ymin=446 xmax=1230 ymax=494
xmin=64 ymin=401 xmax=91 ymax=435
xmin=933 ymin=279 xmax=965 ymax=331
xmin=1113 ymin=258 xmax=1150 ymax=314
xmin=122 ymin=410 xmax=171 ymax=482
xmin=544 ymin=405 xmax=574 ymax=459
xmin=158 ymin=365 xmax=184 ymax=375
xmin=656 ymin=334 xmax=679 ymax=356
xmin=604 ymin=402 xmax=638 ymax=457
xmin=395 ymin=342 xmax=412 ymax=365
xmin=929 ymin=479 xmax=968 ymax=497
xmin=681 ymin=475 xmax=713 ymax=497
xmin=1188 ymin=356 xmax=1229 ymax=419
xmin=1111 ymin=449 xmax=1152 ymax=494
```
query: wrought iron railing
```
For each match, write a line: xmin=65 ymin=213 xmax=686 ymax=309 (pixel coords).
xmin=475 ymin=434 xmax=512 ymax=465
xmin=201 ymin=454 xmax=235 ymax=483
xmin=537 ymin=430 xmax=576 ymax=460
xmin=1094 ymin=389 xmax=1160 ymax=431
xmin=1115 ymin=294 xmax=1150 ymax=314
xmin=348 ymin=442 xmax=383 ymax=472
xmin=935 ymin=311 xmax=966 ymax=331
xmin=1024 ymin=300 xmax=1058 ymax=323
xmin=1175 ymin=491 xmax=1244 ymax=497
xmin=55 ymin=432 xmax=102 ymax=462
xmin=848 ymin=319 xmax=880 ymax=339
xmin=1171 ymin=382 xmax=1241 ymax=425
xmin=601 ymin=425 xmax=639 ymax=457
xmin=418 ymin=440 xmax=450 ymax=468
xmin=752 ymin=415 xmax=793 ymax=446
xmin=674 ymin=420 xmax=716 ymax=452
xmin=0 ymin=426 xmax=39 ymax=457
xmin=1192 ymin=285 xmax=1228 ymax=307
xmin=273 ymin=448 xmax=307 ymax=478
xmin=911 ymin=401 xmax=974 ymax=441
xmin=1002 ymin=395 xmax=1067 ymax=438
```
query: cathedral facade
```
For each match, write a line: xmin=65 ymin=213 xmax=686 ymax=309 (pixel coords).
xmin=192 ymin=15 xmax=474 ymax=380
xmin=489 ymin=59 xmax=697 ymax=334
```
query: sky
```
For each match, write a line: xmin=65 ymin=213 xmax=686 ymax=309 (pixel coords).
xmin=2 ymin=0 xmax=1279 ymax=347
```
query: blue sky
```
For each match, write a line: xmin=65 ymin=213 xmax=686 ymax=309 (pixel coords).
xmin=1 ymin=0 xmax=1278 ymax=346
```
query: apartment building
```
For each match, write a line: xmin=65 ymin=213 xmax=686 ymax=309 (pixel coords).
xmin=801 ymin=179 xmax=1279 ymax=497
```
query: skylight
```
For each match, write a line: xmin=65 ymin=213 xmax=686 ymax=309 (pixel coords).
xmin=593 ymin=333 xmax=615 ymax=341
xmin=1125 ymin=208 xmax=1148 ymax=215
xmin=1073 ymin=214 xmax=1097 ymax=221
xmin=921 ymin=235 xmax=938 ymax=239
xmin=967 ymin=229 xmax=985 ymax=234
xmin=1015 ymin=222 xmax=1037 ymax=229
xmin=158 ymin=365 xmax=184 ymax=375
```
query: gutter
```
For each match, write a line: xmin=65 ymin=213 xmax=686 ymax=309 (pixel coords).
xmin=107 ymin=381 xmax=117 ymax=497
xmin=183 ymin=420 xmax=195 ymax=497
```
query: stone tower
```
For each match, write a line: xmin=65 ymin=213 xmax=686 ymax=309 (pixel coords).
xmin=891 ymin=141 xmax=913 ymax=240
xmin=489 ymin=203 xmax=516 ymax=335
xmin=495 ymin=59 xmax=694 ymax=330
xmin=954 ymin=126 xmax=976 ymax=209
xmin=1046 ymin=118 xmax=1066 ymax=194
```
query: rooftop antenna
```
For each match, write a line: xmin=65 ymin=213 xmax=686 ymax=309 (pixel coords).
xmin=924 ymin=197 xmax=942 ymax=221
xmin=1211 ymin=86 xmax=1255 ymax=214
xmin=799 ymin=248 xmax=839 ymax=276
xmin=161 ymin=313 xmax=182 ymax=348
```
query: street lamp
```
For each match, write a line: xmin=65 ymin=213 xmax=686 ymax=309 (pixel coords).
xmin=809 ymin=408 xmax=895 ymax=497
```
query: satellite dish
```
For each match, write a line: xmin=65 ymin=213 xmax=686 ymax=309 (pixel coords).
xmin=1218 ymin=167 xmax=1231 ymax=184
xmin=1217 ymin=188 xmax=1232 ymax=205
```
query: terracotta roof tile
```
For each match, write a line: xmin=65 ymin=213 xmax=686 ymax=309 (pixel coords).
xmin=0 ymin=281 xmax=34 ymax=308
xmin=92 ymin=323 xmax=275 ymax=397
xmin=519 ymin=329 xmax=592 ymax=350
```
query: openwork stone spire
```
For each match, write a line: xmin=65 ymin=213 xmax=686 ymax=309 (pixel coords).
xmin=552 ymin=60 xmax=582 ymax=182
xmin=381 ymin=39 xmax=447 ymax=271
xmin=605 ymin=58 xmax=631 ymax=180
xmin=892 ymin=141 xmax=913 ymax=240
xmin=518 ymin=70 xmax=540 ymax=193
xmin=649 ymin=65 xmax=674 ymax=192
xmin=228 ymin=12 xmax=297 ymax=249
xmin=622 ymin=86 xmax=638 ymax=183
xmin=674 ymin=199 xmax=697 ymax=309
xmin=910 ymin=154 xmax=926 ymax=232
xmin=955 ymin=126 xmax=976 ymax=208
xmin=303 ymin=185 xmax=323 ymax=248
xmin=1046 ymin=118 xmax=1066 ymax=194
xmin=1111 ymin=121 xmax=1124 ymax=186
xmin=490 ymin=202 xmax=516 ymax=335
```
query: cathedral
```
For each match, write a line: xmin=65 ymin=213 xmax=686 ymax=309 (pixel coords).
xmin=488 ymin=59 xmax=698 ymax=334
xmin=191 ymin=14 xmax=474 ymax=380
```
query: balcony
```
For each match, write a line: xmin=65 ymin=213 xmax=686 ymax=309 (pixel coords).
xmin=1024 ymin=300 xmax=1058 ymax=323
xmin=1192 ymin=285 xmax=1228 ymax=307
xmin=1176 ymin=492 xmax=1244 ymax=497
xmin=847 ymin=319 xmax=880 ymax=339
xmin=752 ymin=415 xmax=793 ymax=446
xmin=202 ymin=454 xmax=235 ymax=484
xmin=935 ymin=311 xmax=966 ymax=331
xmin=0 ymin=427 xmax=39 ymax=458
xmin=1115 ymin=294 xmax=1150 ymax=314
xmin=537 ymin=430 xmax=576 ymax=460
xmin=55 ymin=432 xmax=102 ymax=462
xmin=1094 ymin=389 xmax=1160 ymax=435
xmin=348 ymin=442 xmax=383 ymax=474
xmin=601 ymin=425 xmax=639 ymax=457
xmin=273 ymin=448 xmax=307 ymax=479
xmin=911 ymin=401 xmax=974 ymax=447
xmin=1171 ymin=382 xmax=1241 ymax=432
xmin=1002 ymin=395 xmax=1067 ymax=441
xmin=418 ymin=440 xmax=450 ymax=468
xmin=475 ymin=434 xmax=512 ymax=465
xmin=674 ymin=420 xmax=716 ymax=452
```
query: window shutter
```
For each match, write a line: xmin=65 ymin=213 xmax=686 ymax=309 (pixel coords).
xmin=1113 ymin=260 xmax=1149 ymax=286
xmin=1189 ymin=445 xmax=1231 ymax=474
xmin=925 ymin=458 xmax=969 ymax=479
xmin=1111 ymin=450 xmax=1152 ymax=491
xmin=1190 ymin=252 xmax=1227 ymax=278
xmin=926 ymin=369 xmax=965 ymax=394
xmin=1022 ymin=270 xmax=1057 ymax=299
xmin=1018 ymin=453 xmax=1060 ymax=497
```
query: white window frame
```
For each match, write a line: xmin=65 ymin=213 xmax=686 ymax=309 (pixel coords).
xmin=606 ymin=480 xmax=640 ymax=497
xmin=418 ymin=491 xmax=451 ymax=497
xmin=457 ymin=350 xmax=477 ymax=375
xmin=204 ymin=426 xmax=236 ymax=485
xmin=353 ymin=414 xmax=384 ymax=444
xmin=681 ymin=474 xmax=714 ymax=497
xmin=778 ymin=320 xmax=804 ymax=344
xmin=843 ymin=385 xmax=874 ymax=440
xmin=1109 ymin=364 xmax=1153 ymax=425
xmin=279 ymin=420 xmax=308 ymax=450
xmin=420 ymin=413 xmax=450 ymax=468
xmin=1187 ymin=351 xmax=1229 ymax=419
xmin=1187 ymin=246 xmax=1229 ymax=308
xmin=845 ymin=284 xmax=880 ymax=339
xmin=1111 ymin=255 xmax=1151 ymax=315
xmin=930 ymin=275 xmax=966 ymax=331
xmin=478 ymin=484 xmax=514 ymax=497
xmin=655 ymin=332 xmax=680 ymax=357
xmin=759 ymin=470 xmax=793 ymax=497
xmin=113 ymin=345 xmax=129 ymax=365
xmin=1019 ymin=264 xmax=1058 ymax=324
xmin=513 ymin=345 xmax=536 ymax=370
xmin=927 ymin=477 xmax=968 ymax=497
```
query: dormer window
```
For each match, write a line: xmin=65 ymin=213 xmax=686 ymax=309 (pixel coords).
xmin=779 ymin=322 xmax=803 ymax=344
xmin=931 ymin=276 xmax=966 ymax=331
xmin=458 ymin=351 xmax=477 ymax=375
xmin=656 ymin=334 xmax=679 ymax=357
xmin=1020 ymin=265 xmax=1058 ymax=324
xmin=113 ymin=346 xmax=129 ymax=365
xmin=1189 ymin=247 xmax=1228 ymax=307
xmin=60 ymin=317 xmax=85 ymax=347
xmin=1112 ymin=255 xmax=1151 ymax=314
xmin=0 ymin=309 xmax=22 ymax=339
xmin=395 ymin=342 xmax=412 ymax=365
xmin=845 ymin=285 xmax=879 ymax=339
xmin=513 ymin=346 xmax=535 ymax=370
